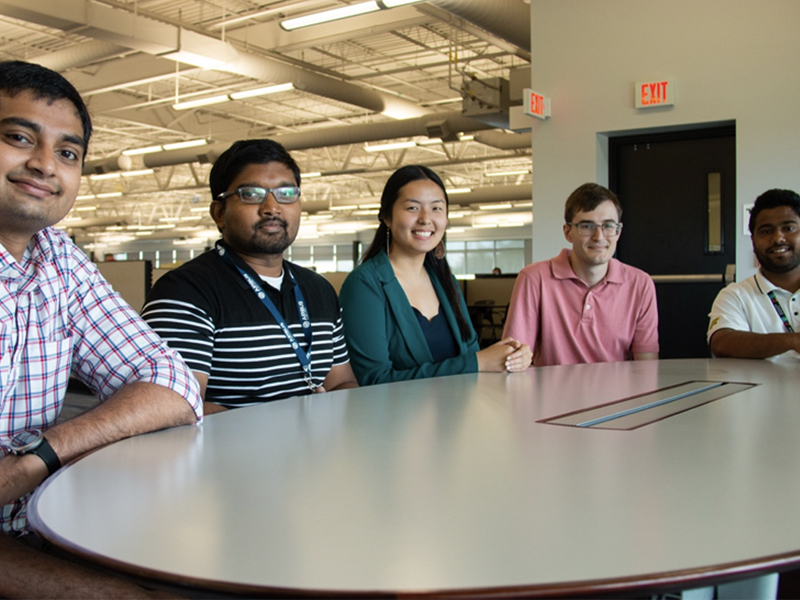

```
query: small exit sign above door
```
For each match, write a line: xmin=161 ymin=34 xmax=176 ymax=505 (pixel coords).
xmin=524 ymin=88 xmax=551 ymax=120
xmin=635 ymin=80 xmax=674 ymax=108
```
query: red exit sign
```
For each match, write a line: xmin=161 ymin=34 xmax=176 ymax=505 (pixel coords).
xmin=635 ymin=80 xmax=674 ymax=108
xmin=524 ymin=88 xmax=551 ymax=120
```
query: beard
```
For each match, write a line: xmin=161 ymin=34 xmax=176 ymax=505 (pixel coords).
xmin=243 ymin=216 xmax=295 ymax=255
xmin=755 ymin=246 xmax=800 ymax=274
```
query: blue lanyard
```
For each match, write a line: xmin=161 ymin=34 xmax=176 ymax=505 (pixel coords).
xmin=767 ymin=290 xmax=795 ymax=333
xmin=215 ymin=242 xmax=317 ymax=389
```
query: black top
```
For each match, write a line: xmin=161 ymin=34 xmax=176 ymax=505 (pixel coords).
xmin=412 ymin=304 xmax=458 ymax=363
xmin=142 ymin=244 xmax=349 ymax=407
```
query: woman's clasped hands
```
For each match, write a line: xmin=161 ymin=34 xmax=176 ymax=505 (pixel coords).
xmin=476 ymin=337 xmax=532 ymax=373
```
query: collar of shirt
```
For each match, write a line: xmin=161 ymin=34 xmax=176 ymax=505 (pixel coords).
xmin=551 ymin=248 xmax=624 ymax=286
xmin=0 ymin=229 xmax=58 ymax=292
xmin=755 ymin=268 xmax=797 ymax=299
xmin=215 ymin=240 xmax=296 ymax=297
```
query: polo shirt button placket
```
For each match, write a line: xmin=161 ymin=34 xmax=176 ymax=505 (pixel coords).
xmin=582 ymin=293 xmax=594 ymax=322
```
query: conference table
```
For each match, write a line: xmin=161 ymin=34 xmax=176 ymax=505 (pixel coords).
xmin=30 ymin=358 xmax=800 ymax=597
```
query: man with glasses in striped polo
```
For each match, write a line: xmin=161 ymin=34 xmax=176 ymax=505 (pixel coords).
xmin=142 ymin=139 xmax=357 ymax=415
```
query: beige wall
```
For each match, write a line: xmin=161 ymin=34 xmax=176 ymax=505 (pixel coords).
xmin=529 ymin=0 xmax=800 ymax=280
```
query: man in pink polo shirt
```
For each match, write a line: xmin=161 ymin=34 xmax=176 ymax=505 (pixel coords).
xmin=503 ymin=183 xmax=659 ymax=367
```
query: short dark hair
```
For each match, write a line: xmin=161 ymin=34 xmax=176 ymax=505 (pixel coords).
xmin=209 ymin=139 xmax=300 ymax=200
xmin=748 ymin=188 xmax=800 ymax=234
xmin=0 ymin=60 xmax=92 ymax=153
xmin=564 ymin=183 xmax=622 ymax=223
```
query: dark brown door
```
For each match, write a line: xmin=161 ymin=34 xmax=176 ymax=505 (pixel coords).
xmin=610 ymin=126 xmax=736 ymax=359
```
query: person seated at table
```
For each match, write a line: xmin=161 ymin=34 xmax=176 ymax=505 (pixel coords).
xmin=503 ymin=182 xmax=659 ymax=366
xmin=708 ymin=188 xmax=800 ymax=362
xmin=0 ymin=60 xmax=203 ymax=598
xmin=142 ymin=139 xmax=358 ymax=414
xmin=695 ymin=188 xmax=800 ymax=600
xmin=338 ymin=165 xmax=531 ymax=385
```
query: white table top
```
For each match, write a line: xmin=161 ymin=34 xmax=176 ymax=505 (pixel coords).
xmin=30 ymin=358 xmax=800 ymax=597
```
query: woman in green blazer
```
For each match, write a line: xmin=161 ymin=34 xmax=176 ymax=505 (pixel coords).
xmin=339 ymin=165 xmax=531 ymax=386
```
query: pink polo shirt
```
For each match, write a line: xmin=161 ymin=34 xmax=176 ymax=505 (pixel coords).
xmin=503 ymin=249 xmax=659 ymax=367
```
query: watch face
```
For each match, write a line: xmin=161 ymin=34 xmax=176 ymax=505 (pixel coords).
xmin=9 ymin=430 xmax=43 ymax=453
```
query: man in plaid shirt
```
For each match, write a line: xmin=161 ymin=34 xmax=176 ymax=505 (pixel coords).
xmin=0 ymin=61 xmax=203 ymax=597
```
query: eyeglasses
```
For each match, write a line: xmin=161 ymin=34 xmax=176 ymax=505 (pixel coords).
xmin=216 ymin=186 xmax=301 ymax=204
xmin=567 ymin=221 xmax=622 ymax=237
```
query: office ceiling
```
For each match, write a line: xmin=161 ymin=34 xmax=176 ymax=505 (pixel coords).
xmin=0 ymin=0 xmax=533 ymax=247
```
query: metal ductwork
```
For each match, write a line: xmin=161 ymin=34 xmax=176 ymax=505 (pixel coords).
xmin=1 ymin=0 xmax=533 ymax=174
xmin=0 ymin=0 xmax=427 ymax=119
xmin=430 ymin=0 xmax=530 ymax=52
xmin=456 ymin=184 xmax=531 ymax=205
xmin=82 ymin=154 xmax=132 ymax=176
xmin=30 ymin=40 xmax=128 ymax=72
xmin=142 ymin=112 xmax=506 ymax=168
xmin=473 ymin=131 xmax=532 ymax=150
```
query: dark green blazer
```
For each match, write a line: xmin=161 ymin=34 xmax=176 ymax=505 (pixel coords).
xmin=339 ymin=250 xmax=479 ymax=386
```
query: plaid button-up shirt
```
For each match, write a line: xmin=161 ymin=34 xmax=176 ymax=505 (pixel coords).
xmin=1 ymin=227 xmax=202 ymax=534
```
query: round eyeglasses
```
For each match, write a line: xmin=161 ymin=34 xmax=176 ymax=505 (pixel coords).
xmin=567 ymin=221 xmax=622 ymax=237
xmin=216 ymin=186 xmax=301 ymax=204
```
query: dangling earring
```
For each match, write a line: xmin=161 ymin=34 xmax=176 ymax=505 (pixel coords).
xmin=386 ymin=227 xmax=391 ymax=254
xmin=434 ymin=240 xmax=445 ymax=260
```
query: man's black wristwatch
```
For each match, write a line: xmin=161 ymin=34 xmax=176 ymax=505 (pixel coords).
xmin=4 ymin=429 xmax=62 ymax=476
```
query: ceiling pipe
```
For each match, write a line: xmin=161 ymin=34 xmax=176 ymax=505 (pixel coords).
xmin=429 ymin=0 xmax=530 ymax=53
xmin=143 ymin=110 xmax=501 ymax=169
xmin=30 ymin=40 xmax=128 ymax=71
xmin=5 ymin=0 xmax=533 ymax=173
xmin=456 ymin=184 xmax=531 ymax=204
xmin=82 ymin=154 xmax=132 ymax=176
xmin=473 ymin=131 xmax=532 ymax=150
xmin=0 ymin=0 xmax=426 ymax=119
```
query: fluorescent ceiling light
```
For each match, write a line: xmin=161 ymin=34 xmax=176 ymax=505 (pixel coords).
xmin=74 ymin=206 xmax=97 ymax=211
xmin=485 ymin=169 xmax=531 ymax=177
xmin=364 ymin=141 xmax=416 ymax=152
xmin=172 ymin=95 xmax=229 ymax=111
xmin=303 ymin=172 xmax=322 ymax=178
xmin=122 ymin=145 xmax=163 ymax=157
xmin=446 ymin=188 xmax=471 ymax=195
xmin=417 ymin=138 xmax=443 ymax=146
xmin=281 ymin=1 xmax=379 ymax=30
xmin=89 ymin=169 xmax=153 ymax=181
xmin=163 ymin=139 xmax=209 ymax=151
xmin=95 ymin=192 xmax=123 ymax=199
xmin=479 ymin=203 xmax=513 ymax=210
xmin=329 ymin=204 xmax=359 ymax=211
xmin=230 ymin=83 xmax=294 ymax=99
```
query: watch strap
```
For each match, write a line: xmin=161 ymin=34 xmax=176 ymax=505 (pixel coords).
xmin=31 ymin=436 xmax=62 ymax=476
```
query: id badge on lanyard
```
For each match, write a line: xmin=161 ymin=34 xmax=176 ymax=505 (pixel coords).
xmin=216 ymin=242 xmax=318 ymax=390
